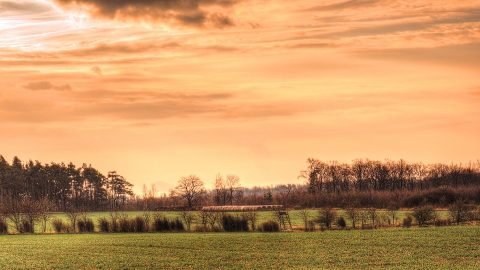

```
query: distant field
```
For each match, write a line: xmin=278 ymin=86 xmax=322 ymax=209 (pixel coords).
xmin=0 ymin=226 xmax=478 ymax=269
xmin=35 ymin=209 xmax=449 ymax=233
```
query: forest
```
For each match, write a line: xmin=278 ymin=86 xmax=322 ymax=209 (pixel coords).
xmin=0 ymin=156 xmax=133 ymax=212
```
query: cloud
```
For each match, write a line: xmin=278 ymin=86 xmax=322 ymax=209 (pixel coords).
xmin=24 ymin=81 xmax=72 ymax=91
xmin=357 ymin=43 xmax=480 ymax=68
xmin=305 ymin=10 xmax=480 ymax=40
xmin=54 ymin=0 xmax=239 ymax=28
xmin=305 ymin=0 xmax=380 ymax=11
xmin=0 ymin=0 xmax=50 ymax=14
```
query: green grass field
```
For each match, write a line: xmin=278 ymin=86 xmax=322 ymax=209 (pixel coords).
xmin=0 ymin=226 xmax=478 ymax=269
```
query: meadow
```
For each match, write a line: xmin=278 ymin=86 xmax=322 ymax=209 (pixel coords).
xmin=0 ymin=226 xmax=478 ymax=269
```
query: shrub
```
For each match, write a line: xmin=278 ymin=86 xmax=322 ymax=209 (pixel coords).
xmin=77 ymin=220 xmax=86 ymax=233
xmin=52 ymin=219 xmax=68 ymax=233
xmin=153 ymin=217 xmax=170 ymax=232
xmin=153 ymin=216 xmax=185 ymax=232
xmin=336 ymin=217 xmax=347 ymax=229
xmin=109 ymin=214 xmax=120 ymax=232
xmin=317 ymin=208 xmax=337 ymax=229
xmin=448 ymin=201 xmax=475 ymax=225
xmin=118 ymin=217 xmax=133 ymax=233
xmin=402 ymin=215 xmax=413 ymax=228
xmin=474 ymin=207 xmax=480 ymax=221
xmin=173 ymin=218 xmax=185 ymax=231
xmin=19 ymin=220 xmax=34 ymax=234
xmin=0 ymin=219 xmax=8 ymax=234
xmin=78 ymin=219 xmax=95 ymax=233
xmin=412 ymin=206 xmax=436 ymax=226
xmin=85 ymin=219 xmax=95 ymax=232
xmin=259 ymin=220 xmax=280 ymax=232
xmin=306 ymin=221 xmax=316 ymax=232
xmin=133 ymin=216 xmax=148 ymax=233
xmin=434 ymin=218 xmax=452 ymax=227
xmin=98 ymin=218 xmax=111 ymax=233
xmin=222 ymin=214 xmax=249 ymax=232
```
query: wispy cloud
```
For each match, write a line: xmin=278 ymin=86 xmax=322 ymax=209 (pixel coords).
xmin=24 ymin=81 xmax=71 ymax=91
xmin=304 ymin=0 xmax=380 ymax=11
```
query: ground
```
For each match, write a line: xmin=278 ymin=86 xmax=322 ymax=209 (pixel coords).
xmin=0 ymin=226 xmax=478 ymax=269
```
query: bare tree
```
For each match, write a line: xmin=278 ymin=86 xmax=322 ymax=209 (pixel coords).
xmin=299 ymin=209 xmax=311 ymax=231
xmin=19 ymin=197 xmax=43 ymax=233
xmin=214 ymin=174 xmax=228 ymax=205
xmin=367 ymin=208 xmax=378 ymax=228
xmin=173 ymin=175 xmax=205 ymax=209
xmin=345 ymin=207 xmax=359 ymax=229
xmin=359 ymin=209 xmax=369 ymax=229
xmin=448 ymin=200 xmax=474 ymax=225
xmin=316 ymin=208 xmax=337 ymax=229
xmin=242 ymin=212 xmax=258 ymax=231
xmin=2 ymin=199 xmax=23 ymax=232
xmin=38 ymin=197 xmax=54 ymax=233
xmin=206 ymin=212 xmax=222 ymax=231
xmin=65 ymin=205 xmax=85 ymax=233
xmin=226 ymin=175 xmax=241 ymax=205
xmin=198 ymin=210 xmax=209 ymax=230
xmin=387 ymin=202 xmax=400 ymax=226
xmin=180 ymin=211 xmax=196 ymax=231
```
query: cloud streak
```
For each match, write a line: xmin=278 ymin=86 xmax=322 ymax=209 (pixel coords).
xmin=24 ymin=81 xmax=72 ymax=91
xmin=305 ymin=0 xmax=380 ymax=11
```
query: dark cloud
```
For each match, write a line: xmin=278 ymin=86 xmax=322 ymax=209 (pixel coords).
xmin=24 ymin=81 xmax=72 ymax=91
xmin=54 ymin=0 xmax=239 ymax=28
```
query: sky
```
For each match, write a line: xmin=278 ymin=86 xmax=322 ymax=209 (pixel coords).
xmin=1 ymin=0 xmax=479 ymax=194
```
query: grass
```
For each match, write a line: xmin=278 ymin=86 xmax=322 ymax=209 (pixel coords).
xmin=0 ymin=226 xmax=478 ymax=269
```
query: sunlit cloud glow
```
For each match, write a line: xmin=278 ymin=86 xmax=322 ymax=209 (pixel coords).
xmin=1 ymin=0 xmax=479 ymax=193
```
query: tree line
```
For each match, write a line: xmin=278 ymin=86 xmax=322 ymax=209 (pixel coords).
xmin=304 ymin=159 xmax=480 ymax=194
xmin=0 ymin=155 xmax=133 ymax=212
xmin=136 ymin=159 xmax=480 ymax=210
xmin=1 ymin=154 xmax=480 ymax=212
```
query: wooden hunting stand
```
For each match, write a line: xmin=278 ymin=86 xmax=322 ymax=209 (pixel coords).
xmin=276 ymin=210 xmax=293 ymax=230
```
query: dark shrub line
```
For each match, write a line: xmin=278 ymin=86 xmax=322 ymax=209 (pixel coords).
xmin=222 ymin=214 xmax=249 ymax=232
xmin=0 ymin=218 xmax=8 ymax=234
xmin=2 ymin=206 xmax=479 ymax=235
xmin=259 ymin=221 xmax=280 ymax=232
xmin=52 ymin=219 xmax=69 ymax=233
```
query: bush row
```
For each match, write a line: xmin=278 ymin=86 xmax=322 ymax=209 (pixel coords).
xmin=306 ymin=203 xmax=480 ymax=231
xmin=0 ymin=213 xmax=281 ymax=234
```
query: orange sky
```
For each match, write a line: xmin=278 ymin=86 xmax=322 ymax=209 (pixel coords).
xmin=1 ymin=0 xmax=479 ymax=194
